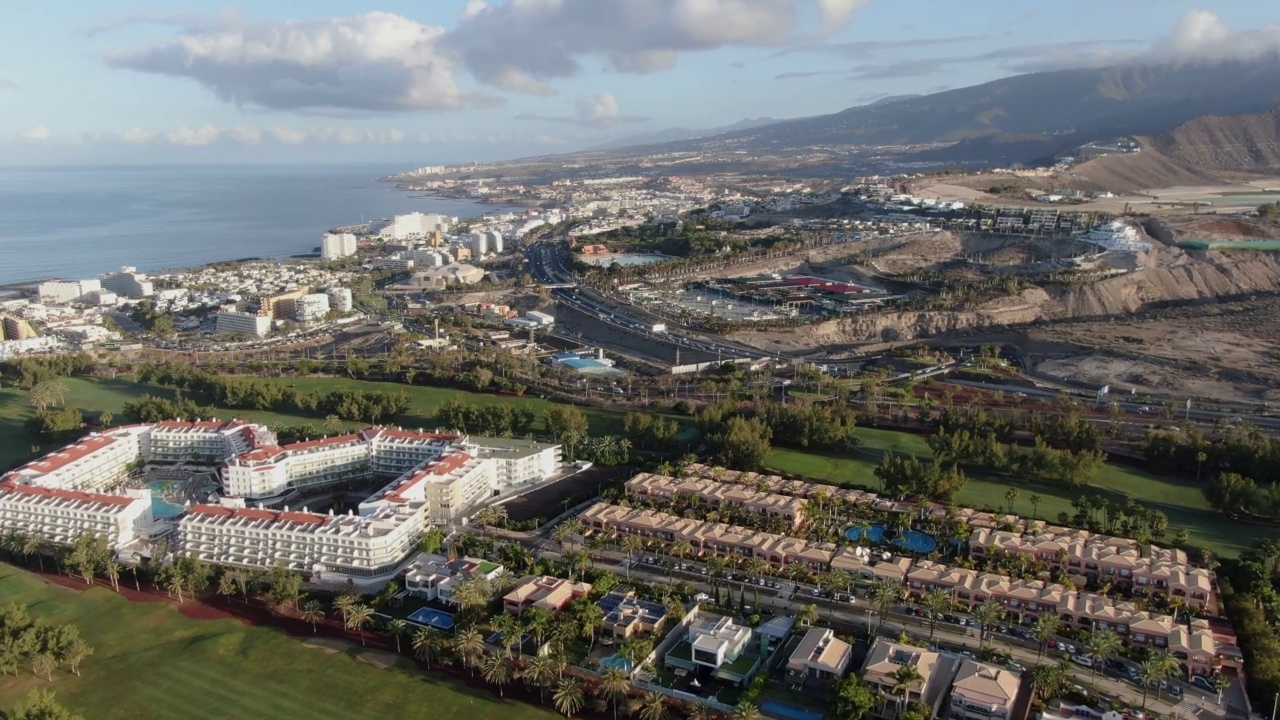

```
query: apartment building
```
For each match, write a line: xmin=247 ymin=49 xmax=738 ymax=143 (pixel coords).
xmin=2 ymin=430 xmax=142 ymax=492
xmin=785 ymin=627 xmax=853 ymax=686
xmin=365 ymin=428 xmax=461 ymax=476
xmin=463 ymin=437 xmax=562 ymax=491
xmin=0 ymin=481 xmax=154 ymax=550
xmin=177 ymin=501 xmax=421 ymax=580
xmin=416 ymin=452 xmax=493 ymax=526
xmin=224 ymin=433 xmax=370 ymax=498
xmin=37 ymin=279 xmax=102 ymax=305
xmin=321 ymin=232 xmax=358 ymax=261
xmin=624 ymin=473 xmax=807 ymax=529
xmin=502 ymin=575 xmax=592 ymax=616
xmin=141 ymin=420 xmax=267 ymax=464
xmin=100 ymin=269 xmax=154 ymax=298
xmin=969 ymin=527 xmax=1214 ymax=610
xmin=948 ymin=659 xmax=1020 ymax=720
xmin=214 ymin=311 xmax=272 ymax=337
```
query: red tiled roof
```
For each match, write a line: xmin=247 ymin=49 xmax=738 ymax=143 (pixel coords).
xmin=0 ymin=479 xmax=136 ymax=507
xmin=282 ymin=433 xmax=363 ymax=452
xmin=186 ymin=504 xmax=326 ymax=525
xmin=370 ymin=427 xmax=461 ymax=442
xmin=25 ymin=435 xmax=119 ymax=473
xmin=382 ymin=451 xmax=475 ymax=503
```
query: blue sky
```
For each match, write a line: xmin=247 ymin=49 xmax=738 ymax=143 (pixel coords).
xmin=2 ymin=0 xmax=1278 ymax=164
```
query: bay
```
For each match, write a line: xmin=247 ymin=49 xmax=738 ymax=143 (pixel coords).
xmin=0 ymin=164 xmax=501 ymax=285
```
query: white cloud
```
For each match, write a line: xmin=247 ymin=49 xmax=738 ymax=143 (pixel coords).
xmin=117 ymin=128 xmax=155 ymax=144
xmin=103 ymin=12 xmax=481 ymax=113
xmin=517 ymin=92 xmax=651 ymax=128
xmin=98 ymin=3 xmax=861 ymax=113
xmin=164 ymin=125 xmax=221 ymax=146
xmin=229 ymin=126 xmax=263 ymax=144
xmin=1152 ymin=10 xmax=1280 ymax=64
xmin=266 ymin=127 xmax=308 ymax=145
xmin=20 ymin=126 xmax=52 ymax=143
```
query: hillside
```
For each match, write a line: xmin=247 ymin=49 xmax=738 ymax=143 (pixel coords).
xmin=600 ymin=60 xmax=1280 ymax=165
xmin=1146 ymin=107 xmax=1280 ymax=170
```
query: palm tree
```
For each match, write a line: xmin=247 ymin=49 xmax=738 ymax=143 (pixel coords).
xmin=622 ymin=534 xmax=645 ymax=579
xmin=103 ymin=559 xmax=121 ymax=592
xmin=455 ymin=627 xmax=486 ymax=675
xmin=302 ymin=600 xmax=325 ymax=633
xmin=578 ymin=602 xmax=606 ymax=648
xmin=1029 ymin=664 xmax=1063 ymax=703
xmin=798 ymin=603 xmax=820 ymax=627
xmin=1004 ymin=487 xmax=1020 ymax=515
xmin=598 ymin=665 xmax=632 ymax=720
xmin=890 ymin=663 xmax=924 ymax=713
xmin=412 ymin=627 xmax=443 ymax=668
xmin=872 ymin=580 xmax=903 ymax=631
xmin=971 ymin=600 xmax=1005 ymax=655
xmin=482 ymin=652 xmax=513 ymax=697
xmin=688 ymin=701 xmax=716 ymax=720
xmin=1083 ymin=629 xmax=1121 ymax=686
xmin=1145 ymin=650 xmax=1180 ymax=704
xmin=554 ymin=676 xmax=585 ymax=718
xmin=345 ymin=603 xmax=374 ymax=646
xmin=387 ymin=618 xmax=409 ymax=654
xmin=733 ymin=701 xmax=762 ymax=720
xmin=1031 ymin=613 xmax=1061 ymax=662
xmin=1029 ymin=494 xmax=1043 ymax=519
xmin=334 ymin=593 xmax=358 ymax=624
xmin=1137 ymin=657 xmax=1165 ymax=710
xmin=638 ymin=691 xmax=668 ymax=720
xmin=519 ymin=655 xmax=559 ymax=702
xmin=744 ymin=557 xmax=769 ymax=608
xmin=921 ymin=588 xmax=951 ymax=640
xmin=22 ymin=533 xmax=46 ymax=571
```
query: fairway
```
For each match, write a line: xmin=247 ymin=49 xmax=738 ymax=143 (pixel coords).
xmin=765 ymin=429 xmax=1280 ymax=558
xmin=0 ymin=564 xmax=557 ymax=720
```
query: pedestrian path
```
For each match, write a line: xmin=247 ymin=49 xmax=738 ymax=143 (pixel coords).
xmin=1173 ymin=700 xmax=1203 ymax=717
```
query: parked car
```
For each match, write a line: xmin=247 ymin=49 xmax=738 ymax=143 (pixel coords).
xmin=1191 ymin=675 xmax=1217 ymax=693
xmin=1071 ymin=654 xmax=1094 ymax=668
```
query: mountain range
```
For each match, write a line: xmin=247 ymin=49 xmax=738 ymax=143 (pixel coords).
xmin=599 ymin=59 xmax=1280 ymax=166
xmin=589 ymin=117 xmax=782 ymax=151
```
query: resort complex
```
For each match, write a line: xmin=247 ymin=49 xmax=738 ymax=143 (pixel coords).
xmin=1 ymin=419 xmax=563 ymax=583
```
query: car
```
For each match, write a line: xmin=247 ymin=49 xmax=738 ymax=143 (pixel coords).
xmin=1166 ymin=683 xmax=1182 ymax=698
xmin=1007 ymin=662 xmax=1026 ymax=673
xmin=1071 ymin=654 xmax=1094 ymax=668
xmin=960 ymin=650 xmax=976 ymax=659
xmin=1191 ymin=675 xmax=1216 ymax=692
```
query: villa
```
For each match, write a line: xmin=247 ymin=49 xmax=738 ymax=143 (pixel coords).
xmin=664 ymin=611 xmax=758 ymax=685
xmin=948 ymin=659 xmax=1021 ymax=720
xmin=503 ymin=575 xmax=592 ymax=616
xmin=785 ymin=627 xmax=853 ymax=687
xmin=404 ymin=553 xmax=505 ymax=604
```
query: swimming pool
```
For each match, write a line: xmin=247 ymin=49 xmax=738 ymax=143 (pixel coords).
xmin=408 ymin=607 xmax=456 ymax=630
xmin=147 ymin=481 xmax=186 ymax=518
xmin=599 ymin=654 xmax=634 ymax=672
xmin=760 ymin=699 xmax=824 ymax=720
xmin=844 ymin=524 xmax=938 ymax=553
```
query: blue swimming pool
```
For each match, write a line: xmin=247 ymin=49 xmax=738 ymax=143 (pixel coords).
xmin=599 ymin=654 xmax=634 ymax=672
xmin=760 ymin=699 xmax=824 ymax=720
xmin=844 ymin=524 xmax=938 ymax=553
xmin=147 ymin=481 xmax=186 ymax=518
xmin=408 ymin=607 xmax=456 ymax=630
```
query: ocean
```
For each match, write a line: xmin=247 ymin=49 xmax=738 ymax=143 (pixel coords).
xmin=0 ymin=164 xmax=503 ymax=285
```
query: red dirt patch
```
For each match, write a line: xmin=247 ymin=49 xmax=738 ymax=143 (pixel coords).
xmin=179 ymin=600 xmax=247 ymax=623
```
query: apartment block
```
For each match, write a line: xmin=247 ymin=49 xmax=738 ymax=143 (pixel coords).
xmin=0 ymin=482 xmax=154 ymax=551
xmin=624 ymin=472 xmax=807 ymax=529
xmin=214 ymin=311 xmax=272 ymax=337
xmin=463 ymin=437 xmax=562 ymax=491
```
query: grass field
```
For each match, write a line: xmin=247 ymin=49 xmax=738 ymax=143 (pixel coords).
xmin=765 ymin=428 xmax=1280 ymax=558
xmin=0 ymin=564 xmax=556 ymax=720
xmin=0 ymin=375 xmax=698 ymax=471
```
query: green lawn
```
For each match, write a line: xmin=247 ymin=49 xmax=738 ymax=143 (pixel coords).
xmin=0 ymin=375 xmax=698 ymax=471
xmin=765 ymin=428 xmax=1280 ymax=558
xmin=0 ymin=564 xmax=556 ymax=720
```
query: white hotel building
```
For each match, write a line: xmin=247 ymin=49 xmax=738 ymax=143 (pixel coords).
xmin=0 ymin=483 xmax=155 ymax=551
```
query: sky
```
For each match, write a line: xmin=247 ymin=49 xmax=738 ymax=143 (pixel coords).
xmin=2 ymin=0 xmax=1279 ymax=165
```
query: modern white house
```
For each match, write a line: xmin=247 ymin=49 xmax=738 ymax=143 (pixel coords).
xmin=403 ymin=552 xmax=505 ymax=603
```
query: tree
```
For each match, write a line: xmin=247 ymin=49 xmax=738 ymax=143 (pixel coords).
xmin=412 ymin=627 xmax=443 ymax=668
xmin=599 ymin=665 xmax=632 ymax=720
xmin=872 ymin=580 xmax=903 ymax=631
xmin=890 ymin=663 xmax=924 ymax=713
xmin=638 ymin=691 xmax=668 ymax=720
xmin=11 ymin=688 xmax=85 ymax=720
xmin=622 ymin=534 xmax=645 ymax=579
xmin=554 ymin=676 xmax=586 ymax=718
xmin=1031 ymin=613 xmax=1061 ymax=662
xmin=481 ymin=652 xmax=513 ymax=697
xmin=419 ymin=526 xmax=446 ymax=555
xmin=545 ymin=405 xmax=590 ymax=462
xmin=455 ymin=627 xmax=486 ymax=674
xmin=1029 ymin=494 xmax=1042 ymax=518
xmin=733 ymin=702 xmax=762 ymax=720
xmin=345 ymin=603 xmax=374 ymax=646
xmin=302 ymin=600 xmax=325 ymax=633
xmin=387 ymin=618 xmax=409 ymax=654
xmin=706 ymin=416 xmax=772 ymax=471
xmin=1004 ymin=487 xmax=1020 ymax=515
xmin=58 ymin=638 xmax=91 ymax=677
xmin=798 ymin=603 xmax=820 ymax=628
xmin=520 ymin=655 xmax=560 ymax=702
xmin=831 ymin=676 xmax=877 ymax=720
xmin=971 ymin=600 xmax=1005 ymax=655
xmin=921 ymin=588 xmax=951 ymax=640
xmin=1083 ymin=629 xmax=1121 ymax=686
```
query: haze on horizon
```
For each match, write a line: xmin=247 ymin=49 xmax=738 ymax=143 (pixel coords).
xmin=3 ymin=0 xmax=1279 ymax=165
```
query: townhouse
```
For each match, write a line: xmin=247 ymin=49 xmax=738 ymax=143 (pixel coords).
xmin=905 ymin=560 xmax=1230 ymax=677
xmin=177 ymin=501 xmax=421 ymax=581
xmin=970 ymin=527 xmax=1215 ymax=610
xmin=785 ymin=627 xmax=853 ymax=686
xmin=861 ymin=639 xmax=949 ymax=719
xmin=0 ymin=481 xmax=155 ymax=551
xmin=949 ymin=659 xmax=1021 ymax=720
xmin=624 ymin=472 xmax=807 ymax=530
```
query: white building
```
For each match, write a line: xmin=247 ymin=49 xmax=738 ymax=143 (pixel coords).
xmin=100 ymin=268 xmax=155 ymax=298
xmin=360 ymin=451 xmax=493 ymax=526
xmin=488 ymin=231 xmax=504 ymax=254
xmin=37 ymin=279 xmax=103 ymax=305
xmin=3 ymin=430 xmax=143 ymax=492
xmin=404 ymin=552 xmax=505 ymax=602
xmin=140 ymin=420 xmax=268 ymax=464
xmin=294 ymin=293 xmax=330 ymax=323
xmin=387 ymin=212 xmax=452 ymax=240
xmin=215 ymin=311 xmax=272 ymax=337
xmin=469 ymin=231 xmax=488 ymax=257
xmin=463 ymin=437 xmax=562 ymax=492
xmin=325 ymin=287 xmax=353 ymax=313
xmin=525 ymin=310 xmax=555 ymax=326
xmin=0 ymin=483 xmax=155 ymax=552
xmin=177 ymin=501 xmax=422 ymax=581
xmin=1080 ymin=221 xmax=1152 ymax=253
xmin=322 ymin=232 xmax=358 ymax=261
